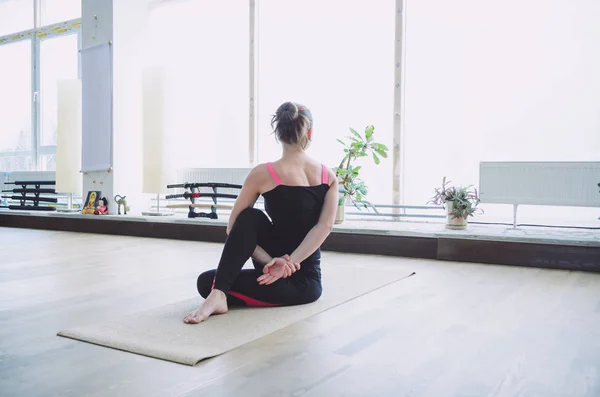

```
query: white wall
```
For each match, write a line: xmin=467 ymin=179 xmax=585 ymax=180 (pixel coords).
xmin=112 ymin=0 xmax=151 ymax=213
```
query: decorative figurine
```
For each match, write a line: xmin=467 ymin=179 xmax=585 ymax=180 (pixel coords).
xmin=114 ymin=194 xmax=130 ymax=215
xmin=94 ymin=197 xmax=108 ymax=215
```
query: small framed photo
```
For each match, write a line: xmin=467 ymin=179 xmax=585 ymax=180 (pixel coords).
xmin=82 ymin=191 xmax=102 ymax=214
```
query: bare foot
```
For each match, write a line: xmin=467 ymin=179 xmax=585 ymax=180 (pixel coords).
xmin=183 ymin=289 xmax=228 ymax=324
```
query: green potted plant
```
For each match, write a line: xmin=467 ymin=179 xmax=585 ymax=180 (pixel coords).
xmin=428 ymin=177 xmax=483 ymax=230
xmin=334 ymin=125 xmax=388 ymax=224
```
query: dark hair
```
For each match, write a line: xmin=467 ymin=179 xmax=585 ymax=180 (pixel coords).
xmin=270 ymin=102 xmax=313 ymax=148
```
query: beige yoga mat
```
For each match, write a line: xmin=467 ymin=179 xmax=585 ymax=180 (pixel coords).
xmin=57 ymin=266 xmax=415 ymax=366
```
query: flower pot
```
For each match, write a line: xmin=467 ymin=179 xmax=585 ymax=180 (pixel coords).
xmin=335 ymin=203 xmax=345 ymax=224
xmin=445 ymin=200 xmax=468 ymax=230
xmin=334 ymin=200 xmax=346 ymax=225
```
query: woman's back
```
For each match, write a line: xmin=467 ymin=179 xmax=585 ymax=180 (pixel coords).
xmin=260 ymin=159 xmax=330 ymax=253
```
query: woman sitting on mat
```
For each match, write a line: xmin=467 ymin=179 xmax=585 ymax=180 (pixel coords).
xmin=184 ymin=102 xmax=338 ymax=324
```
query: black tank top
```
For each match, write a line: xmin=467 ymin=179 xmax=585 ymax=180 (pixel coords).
xmin=262 ymin=162 xmax=330 ymax=265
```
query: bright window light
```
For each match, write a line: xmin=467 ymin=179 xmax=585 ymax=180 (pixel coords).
xmin=403 ymin=0 xmax=600 ymax=225
xmin=146 ymin=0 xmax=249 ymax=170
xmin=0 ymin=0 xmax=33 ymax=36
xmin=40 ymin=0 xmax=81 ymax=26
xmin=39 ymin=33 xmax=79 ymax=147
xmin=257 ymin=0 xmax=396 ymax=205
xmin=0 ymin=40 xmax=32 ymax=153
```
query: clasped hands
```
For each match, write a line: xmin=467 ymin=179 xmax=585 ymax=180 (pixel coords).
xmin=257 ymin=254 xmax=300 ymax=285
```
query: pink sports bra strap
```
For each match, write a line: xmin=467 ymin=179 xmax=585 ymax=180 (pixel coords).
xmin=266 ymin=162 xmax=282 ymax=186
xmin=321 ymin=165 xmax=328 ymax=184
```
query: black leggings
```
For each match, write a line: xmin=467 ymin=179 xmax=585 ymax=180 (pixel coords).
xmin=197 ymin=208 xmax=322 ymax=307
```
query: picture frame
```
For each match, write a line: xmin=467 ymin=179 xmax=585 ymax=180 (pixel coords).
xmin=81 ymin=190 xmax=102 ymax=214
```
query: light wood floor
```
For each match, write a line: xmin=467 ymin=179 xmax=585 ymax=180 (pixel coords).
xmin=1 ymin=227 xmax=599 ymax=397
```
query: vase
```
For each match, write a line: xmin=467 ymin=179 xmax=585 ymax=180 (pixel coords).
xmin=445 ymin=200 xmax=468 ymax=230
xmin=335 ymin=203 xmax=345 ymax=224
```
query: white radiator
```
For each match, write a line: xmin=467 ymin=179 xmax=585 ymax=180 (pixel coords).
xmin=479 ymin=162 xmax=600 ymax=207
xmin=175 ymin=168 xmax=250 ymax=184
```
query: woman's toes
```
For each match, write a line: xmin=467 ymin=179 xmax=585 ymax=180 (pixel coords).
xmin=190 ymin=315 xmax=203 ymax=324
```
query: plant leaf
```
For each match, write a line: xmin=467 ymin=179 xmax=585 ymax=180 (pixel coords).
xmin=351 ymin=141 xmax=363 ymax=151
xmin=365 ymin=125 xmax=374 ymax=142
xmin=372 ymin=152 xmax=380 ymax=165
xmin=374 ymin=148 xmax=388 ymax=158
xmin=349 ymin=128 xmax=363 ymax=142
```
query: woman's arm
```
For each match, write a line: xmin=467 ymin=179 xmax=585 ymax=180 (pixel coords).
xmin=226 ymin=165 xmax=264 ymax=235
xmin=288 ymin=169 xmax=338 ymax=264
xmin=252 ymin=245 xmax=273 ymax=265
xmin=226 ymin=165 xmax=274 ymax=265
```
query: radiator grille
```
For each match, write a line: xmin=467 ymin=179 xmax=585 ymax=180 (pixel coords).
xmin=479 ymin=162 xmax=600 ymax=207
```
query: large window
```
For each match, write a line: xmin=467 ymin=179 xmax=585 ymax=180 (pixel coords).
xmin=2 ymin=0 xmax=592 ymax=227
xmin=40 ymin=33 xmax=79 ymax=147
xmin=40 ymin=0 xmax=81 ymax=26
xmin=146 ymin=0 xmax=249 ymax=171
xmin=0 ymin=40 xmax=32 ymax=154
xmin=256 ymin=0 xmax=395 ymax=205
xmin=0 ymin=0 xmax=34 ymax=36
xmin=147 ymin=0 xmax=395 ymax=203
xmin=402 ymin=0 xmax=600 ymax=225
xmin=0 ymin=1 xmax=80 ymax=172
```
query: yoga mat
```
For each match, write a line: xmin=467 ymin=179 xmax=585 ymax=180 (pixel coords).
xmin=57 ymin=266 xmax=415 ymax=366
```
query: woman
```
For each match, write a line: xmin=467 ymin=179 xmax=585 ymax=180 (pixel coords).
xmin=184 ymin=102 xmax=338 ymax=324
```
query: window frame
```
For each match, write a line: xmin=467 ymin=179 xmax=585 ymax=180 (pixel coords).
xmin=0 ymin=0 xmax=81 ymax=172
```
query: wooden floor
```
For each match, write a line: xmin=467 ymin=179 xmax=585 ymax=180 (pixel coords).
xmin=1 ymin=228 xmax=599 ymax=397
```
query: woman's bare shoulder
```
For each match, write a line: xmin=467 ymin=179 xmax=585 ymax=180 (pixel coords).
xmin=320 ymin=164 xmax=337 ymax=186
xmin=240 ymin=163 xmax=271 ymax=193
xmin=247 ymin=163 xmax=269 ymax=181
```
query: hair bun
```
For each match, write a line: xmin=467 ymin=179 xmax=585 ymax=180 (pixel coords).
xmin=270 ymin=101 xmax=313 ymax=148
xmin=278 ymin=102 xmax=298 ymax=123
